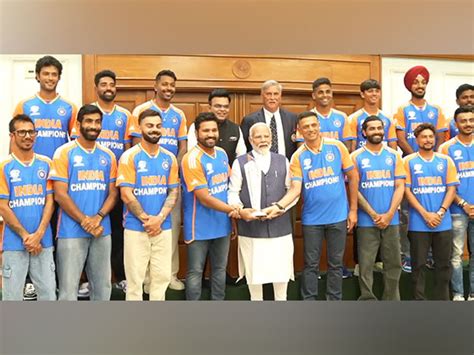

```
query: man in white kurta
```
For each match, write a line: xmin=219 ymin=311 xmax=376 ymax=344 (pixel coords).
xmin=229 ymin=123 xmax=297 ymax=300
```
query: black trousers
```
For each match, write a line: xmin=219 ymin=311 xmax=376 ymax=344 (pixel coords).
xmin=110 ymin=200 xmax=125 ymax=281
xmin=408 ymin=230 xmax=453 ymax=300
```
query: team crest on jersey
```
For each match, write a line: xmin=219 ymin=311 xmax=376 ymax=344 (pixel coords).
xmin=437 ymin=162 xmax=445 ymax=172
xmin=325 ymin=152 xmax=335 ymax=162
xmin=453 ymin=150 xmax=463 ymax=160
xmin=73 ymin=155 xmax=84 ymax=167
xmin=172 ymin=117 xmax=178 ymax=125
xmin=408 ymin=111 xmax=416 ymax=120
xmin=303 ymin=158 xmax=312 ymax=170
xmin=427 ymin=111 xmax=435 ymax=119
xmin=115 ymin=118 xmax=124 ymax=128
xmin=206 ymin=163 xmax=214 ymax=175
xmin=361 ymin=158 xmax=371 ymax=169
xmin=29 ymin=105 xmax=40 ymax=116
xmin=333 ymin=119 xmax=341 ymax=128
xmin=137 ymin=160 xmax=148 ymax=173
xmin=99 ymin=156 xmax=108 ymax=166
xmin=37 ymin=169 xmax=47 ymax=179
xmin=57 ymin=107 xmax=67 ymax=116
xmin=10 ymin=169 xmax=21 ymax=182
xmin=385 ymin=157 xmax=393 ymax=166
xmin=413 ymin=164 xmax=423 ymax=174
xmin=162 ymin=160 xmax=170 ymax=170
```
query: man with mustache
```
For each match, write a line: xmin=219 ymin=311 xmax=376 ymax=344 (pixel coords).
xmin=445 ymin=84 xmax=474 ymax=140
xmin=265 ymin=111 xmax=359 ymax=301
xmin=72 ymin=70 xmax=134 ymax=296
xmin=404 ymin=123 xmax=458 ymax=300
xmin=132 ymin=70 xmax=187 ymax=291
xmin=394 ymin=66 xmax=447 ymax=273
xmin=439 ymin=105 xmax=474 ymax=301
xmin=228 ymin=123 xmax=297 ymax=300
xmin=49 ymin=104 xmax=118 ymax=300
xmin=241 ymin=80 xmax=298 ymax=161
xmin=181 ymin=112 xmax=240 ymax=300
xmin=0 ymin=114 xmax=56 ymax=300
xmin=350 ymin=116 xmax=405 ymax=300
xmin=116 ymin=109 xmax=179 ymax=300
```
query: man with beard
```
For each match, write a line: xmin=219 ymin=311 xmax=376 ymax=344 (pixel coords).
xmin=72 ymin=70 xmax=134 ymax=295
xmin=187 ymin=89 xmax=246 ymax=166
xmin=265 ymin=111 xmax=359 ymax=301
xmin=181 ymin=112 xmax=240 ymax=300
xmin=394 ymin=66 xmax=447 ymax=273
xmin=350 ymin=116 xmax=405 ymax=300
xmin=0 ymin=115 xmax=56 ymax=300
xmin=49 ymin=104 xmax=118 ymax=300
xmin=445 ymin=84 xmax=474 ymax=139
xmin=439 ymin=105 xmax=474 ymax=301
xmin=116 ymin=109 xmax=179 ymax=300
xmin=228 ymin=123 xmax=297 ymax=300
xmin=132 ymin=70 xmax=187 ymax=290
xmin=241 ymin=80 xmax=298 ymax=160
xmin=404 ymin=123 xmax=458 ymax=300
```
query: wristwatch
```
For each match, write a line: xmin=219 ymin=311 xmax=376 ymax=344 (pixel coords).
xmin=272 ymin=202 xmax=285 ymax=211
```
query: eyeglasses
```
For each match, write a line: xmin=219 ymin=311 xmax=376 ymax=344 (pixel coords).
xmin=14 ymin=130 xmax=38 ymax=137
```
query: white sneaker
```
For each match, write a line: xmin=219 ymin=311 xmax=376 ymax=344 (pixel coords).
xmin=467 ymin=295 xmax=474 ymax=301
xmin=114 ymin=280 xmax=127 ymax=293
xmin=23 ymin=283 xmax=37 ymax=301
xmin=452 ymin=294 xmax=465 ymax=301
xmin=353 ymin=264 xmax=359 ymax=277
xmin=169 ymin=278 xmax=185 ymax=291
xmin=78 ymin=282 xmax=90 ymax=299
xmin=374 ymin=262 xmax=384 ymax=272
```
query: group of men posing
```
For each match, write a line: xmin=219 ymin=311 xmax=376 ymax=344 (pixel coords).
xmin=1 ymin=56 xmax=473 ymax=301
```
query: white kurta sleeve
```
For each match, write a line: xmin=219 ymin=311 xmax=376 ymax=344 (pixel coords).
xmin=228 ymin=158 xmax=244 ymax=207
xmin=187 ymin=123 xmax=198 ymax=151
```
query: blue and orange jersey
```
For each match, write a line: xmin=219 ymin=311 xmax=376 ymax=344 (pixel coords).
xmin=0 ymin=154 xmax=53 ymax=251
xmin=290 ymin=138 xmax=354 ymax=225
xmin=181 ymin=145 xmax=231 ymax=243
xmin=116 ymin=144 xmax=179 ymax=232
xmin=131 ymin=101 xmax=187 ymax=156
xmin=404 ymin=152 xmax=459 ymax=232
xmin=71 ymin=103 xmax=133 ymax=161
xmin=394 ymin=101 xmax=447 ymax=152
xmin=439 ymin=137 xmax=474 ymax=215
xmin=444 ymin=118 xmax=459 ymax=140
xmin=351 ymin=146 xmax=405 ymax=227
xmin=14 ymin=94 xmax=78 ymax=159
xmin=311 ymin=108 xmax=354 ymax=142
xmin=48 ymin=140 xmax=117 ymax=239
xmin=348 ymin=109 xmax=397 ymax=149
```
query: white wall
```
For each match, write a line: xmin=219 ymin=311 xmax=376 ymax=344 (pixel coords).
xmin=381 ymin=57 xmax=474 ymax=118
xmin=0 ymin=54 xmax=82 ymax=160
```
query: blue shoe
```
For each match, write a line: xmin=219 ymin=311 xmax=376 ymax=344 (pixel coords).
xmin=401 ymin=257 xmax=412 ymax=273
xmin=342 ymin=267 xmax=353 ymax=279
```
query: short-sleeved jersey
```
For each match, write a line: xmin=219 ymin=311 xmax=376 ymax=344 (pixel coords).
xmin=116 ymin=144 xmax=179 ymax=232
xmin=14 ymin=94 xmax=77 ymax=159
xmin=181 ymin=146 xmax=231 ymax=242
xmin=351 ymin=146 xmax=405 ymax=227
xmin=394 ymin=101 xmax=447 ymax=152
xmin=310 ymin=108 xmax=354 ymax=142
xmin=439 ymin=137 xmax=474 ymax=215
xmin=131 ymin=101 xmax=187 ymax=157
xmin=290 ymin=138 xmax=354 ymax=225
xmin=49 ymin=141 xmax=117 ymax=239
xmin=0 ymin=154 xmax=53 ymax=251
xmin=71 ymin=103 xmax=133 ymax=161
xmin=404 ymin=152 xmax=459 ymax=232
xmin=348 ymin=109 xmax=397 ymax=149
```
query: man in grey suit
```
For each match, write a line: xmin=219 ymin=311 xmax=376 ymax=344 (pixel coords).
xmin=241 ymin=80 xmax=298 ymax=160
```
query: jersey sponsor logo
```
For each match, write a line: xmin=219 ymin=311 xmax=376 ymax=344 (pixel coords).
xmin=408 ymin=111 xmax=416 ymax=120
xmin=206 ymin=163 xmax=214 ymax=175
xmin=10 ymin=169 xmax=21 ymax=182
xmin=73 ymin=155 xmax=84 ymax=167
xmin=361 ymin=158 xmax=371 ymax=169
xmin=57 ymin=107 xmax=67 ymax=116
xmin=30 ymin=105 xmax=40 ymax=116
xmin=437 ymin=163 xmax=445 ymax=172
xmin=413 ymin=164 xmax=423 ymax=174
xmin=37 ymin=169 xmax=47 ymax=179
xmin=137 ymin=161 xmax=148 ymax=173
xmin=453 ymin=150 xmax=463 ymax=160
xmin=162 ymin=160 xmax=170 ymax=170
xmin=385 ymin=157 xmax=393 ymax=166
xmin=325 ymin=152 xmax=335 ymax=162
xmin=303 ymin=158 xmax=312 ymax=170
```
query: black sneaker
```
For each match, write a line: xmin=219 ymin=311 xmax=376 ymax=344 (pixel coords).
xmin=23 ymin=283 xmax=37 ymax=301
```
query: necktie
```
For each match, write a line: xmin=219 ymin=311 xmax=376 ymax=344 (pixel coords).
xmin=269 ymin=115 xmax=279 ymax=153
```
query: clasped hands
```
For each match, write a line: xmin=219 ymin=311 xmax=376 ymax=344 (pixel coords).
xmin=228 ymin=204 xmax=284 ymax=222
xmin=81 ymin=215 xmax=104 ymax=238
